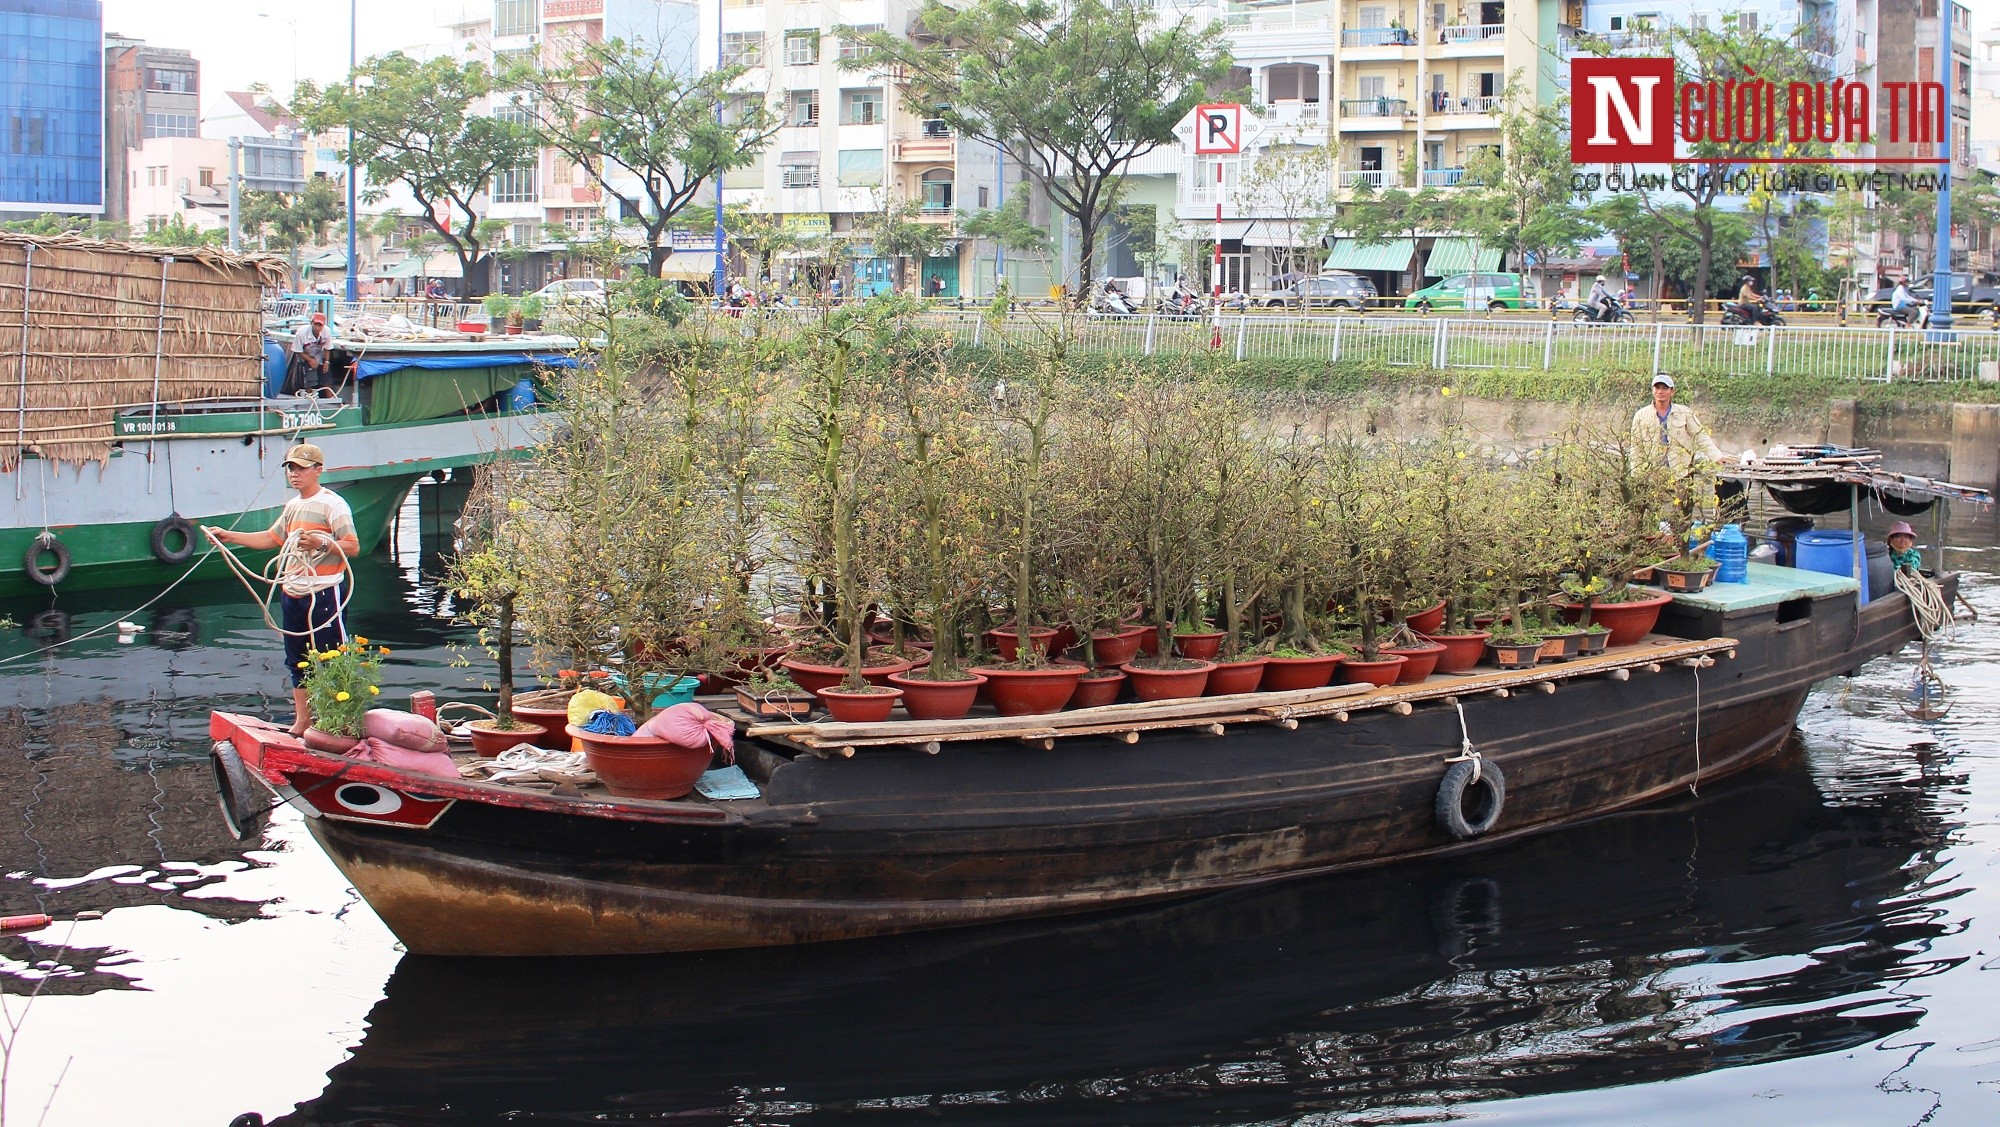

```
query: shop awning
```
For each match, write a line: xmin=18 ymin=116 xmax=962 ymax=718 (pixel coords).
xmin=422 ymin=253 xmax=464 ymax=279
xmin=1323 ymin=238 xmax=1415 ymax=272
xmin=302 ymin=252 xmax=346 ymax=270
xmin=1243 ymin=220 xmax=1308 ymax=248
xmin=1196 ymin=219 xmax=1259 ymax=242
xmin=659 ymin=255 xmax=718 ymax=280
xmin=376 ymin=258 xmax=426 ymax=278
xmin=1424 ymin=237 xmax=1502 ymax=276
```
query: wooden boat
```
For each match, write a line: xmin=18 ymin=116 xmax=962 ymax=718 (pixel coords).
xmin=208 ymin=561 xmax=1955 ymax=956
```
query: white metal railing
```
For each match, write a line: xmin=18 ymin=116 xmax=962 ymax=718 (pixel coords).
xmin=1344 ymin=169 xmax=1390 ymax=188
xmin=1421 ymin=167 xmax=1466 ymax=187
xmin=1228 ymin=13 xmax=1333 ymax=33
xmin=1441 ymin=24 xmax=1505 ymax=43
xmin=1263 ymin=101 xmax=1326 ymax=126
xmin=683 ymin=309 xmax=2000 ymax=384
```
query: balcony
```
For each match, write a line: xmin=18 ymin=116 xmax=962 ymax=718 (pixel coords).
xmin=893 ymin=123 xmax=955 ymax=162
xmin=1439 ymin=24 xmax=1505 ymax=49
xmin=1344 ymin=169 xmax=1393 ymax=189
xmin=1342 ymin=27 xmax=1415 ymax=47
xmin=1262 ymin=100 xmax=1326 ymax=128
xmin=1341 ymin=98 xmax=1408 ymax=118
xmin=1427 ymin=94 xmax=1500 ymax=115
xmin=1421 ymin=167 xmax=1465 ymax=187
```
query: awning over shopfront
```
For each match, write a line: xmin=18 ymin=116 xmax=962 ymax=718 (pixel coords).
xmin=659 ymin=255 xmax=717 ymax=280
xmin=1242 ymin=220 xmax=1308 ymax=248
xmin=1189 ymin=219 xmax=1258 ymax=242
xmin=1322 ymin=238 xmax=1414 ymax=272
xmin=421 ymin=253 xmax=464 ymax=279
xmin=302 ymin=252 xmax=346 ymax=270
xmin=1424 ymin=237 xmax=1502 ymax=276
xmin=376 ymin=258 xmax=426 ymax=279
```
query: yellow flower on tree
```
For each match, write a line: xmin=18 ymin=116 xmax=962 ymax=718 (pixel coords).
xmin=335 ymin=691 xmax=351 ymax=702
xmin=368 ymin=685 xmax=380 ymax=695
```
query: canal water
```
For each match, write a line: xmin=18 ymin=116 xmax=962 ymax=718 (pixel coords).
xmin=3 ymin=501 xmax=1998 ymax=1126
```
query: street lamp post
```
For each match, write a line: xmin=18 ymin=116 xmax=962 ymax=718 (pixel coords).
xmin=713 ymin=12 xmax=726 ymax=299
xmin=345 ymin=0 xmax=359 ymax=305
xmin=254 ymin=11 xmax=300 ymax=106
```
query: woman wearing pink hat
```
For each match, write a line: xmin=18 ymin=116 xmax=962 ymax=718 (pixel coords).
xmin=1886 ymin=521 xmax=1922 ymax=573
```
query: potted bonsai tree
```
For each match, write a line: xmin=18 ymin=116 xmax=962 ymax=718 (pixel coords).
xmin=1257 ymin=422 xmax=1347 ymax=691
xmin=447 ymin=546 xmax=539 ymax=756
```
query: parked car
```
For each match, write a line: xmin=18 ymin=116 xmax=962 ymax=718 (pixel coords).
xmin=1261 ymin=272 xmax=1377 ymax=310
xmin=1864 ymin=277 xmax=1999 ymax=316
xmin=1403 ymin=272 xmax=1530 ymax=312
xmin=531 ymin=277 xmax=609 ymax=305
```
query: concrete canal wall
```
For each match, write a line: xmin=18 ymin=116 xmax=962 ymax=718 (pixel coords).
xmin=1265 ymin=392 xmax=2000 ymax=486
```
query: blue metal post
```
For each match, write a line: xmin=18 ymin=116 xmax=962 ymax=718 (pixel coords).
xmin=344 ymin=0 xmax=358 ymax=303
xmin=1932 ymin=4 xmax=1956 ymax=330
xmin=713 ymin=8 xmax=726 ymax=298
xmin=994 ymin=143 xmax=1005 ymax=297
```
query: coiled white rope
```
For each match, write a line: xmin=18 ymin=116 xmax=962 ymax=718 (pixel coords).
xmin=1894 ymin=567 xmax=1954 ymax=640
xmin=204 ymin=525 xmax=355 ymax=637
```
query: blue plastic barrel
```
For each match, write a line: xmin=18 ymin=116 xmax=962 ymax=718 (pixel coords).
xmin=262 ymin=340 xmax=288 ymax=398
xmin=1712 ymin=523 xmax=1748 ymax=583
xmin=1794 ymin=529 xmax=1871 ymax=604
xmin=503 ymin=378 xmax=536 ymax=412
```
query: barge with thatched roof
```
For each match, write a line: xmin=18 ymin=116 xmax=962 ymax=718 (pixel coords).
xmin=208 ymin=560 xmax=1957 ymax=956
xmin=0 ymin=233 xmax=560 ymax=595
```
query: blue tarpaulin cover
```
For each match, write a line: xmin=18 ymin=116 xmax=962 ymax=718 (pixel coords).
xmin=355 ymin=352 xmax=580 ymax=379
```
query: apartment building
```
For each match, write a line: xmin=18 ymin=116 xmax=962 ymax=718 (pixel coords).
xmin=1874 ymin=0 xmax=1977 ymax=283
xmin=704 ymin=0 xmax=1017 ymax=297
xmin=429 ymin=0 xmax=700 ymax=293
xmin=0 ymin=0 xmax=105 ymax=222
xmin=104 ymin=37 xmax=200 ymax=224
xmin=1159 ymin=0 xmax=1560 ymax=298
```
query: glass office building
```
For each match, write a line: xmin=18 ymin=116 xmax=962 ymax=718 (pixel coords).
xmin=1 ymin=0 xmax=104 ymax=215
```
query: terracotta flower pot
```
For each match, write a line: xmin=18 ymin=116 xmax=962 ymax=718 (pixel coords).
xmin=302 ymin=726 xmax=360 ymax=754
xmin=887 ymin=671 xmax=986 ymax=721
xmin=1403 ymin=601 xmax=1447 ymax=635
xmin=467 ymin=718 xmax=539 ymax=757
xmin=1486 ymin=641 xmax=1541 ymax=670
xmin=1535 ymin=633 xmax=1581 ymax=662
xmin=1259 ymin=654 xmax=1343 ymax=691
xmin=1382 ymin=641 xmax=1445 ymax=684
xmin=815 ymin=685 xmax=905 ymax=723
xmin=1340 ymin=655 xmax=1409 ymax=687
xmin=1172 ymin=629 xmax=1226 ymax=660
xmin=1420 ymin=631 xmax=1492 ymax=673
xmin=1554 ymin=591 xmax=1672 ymax=648
xmin=780 ymin=654 xmax=914 ymax=694
xmin=507 ymin=692 xmax=576 ymax=750
xmin=1576 ymin=629 xmax=1610 ymax=655
xmin=1121 ymin=659 xmax=1214 ymax=702
xmin=1203 ymin=656 xmax=1268 ymax=696
xmin=1050 ymin=624 xmax=1079 ymax=660
xmin=974 ymin=664 xmax=1085 ymax=716
xmin=984 ymin=627 xmax=1059 ymax=662
xmin=1135 ymin=624 xmax=1163 ymax=657
xmin=566 ymin=725 xmax=711 ymax=800
xmin=1067 ymin=669 xmax=1127 ymax=708
xmin=1656 ymin=565 xmax=1716 ymax=592
xmin=1086 ymin=628 xmax=1146 ymax=668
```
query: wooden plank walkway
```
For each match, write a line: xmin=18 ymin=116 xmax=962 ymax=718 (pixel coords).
xmin=724 ymin=635 xmax=1739 ymax=758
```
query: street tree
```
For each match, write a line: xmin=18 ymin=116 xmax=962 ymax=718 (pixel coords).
xmin=239 ymin=176 xmax=346 ymax=264
xmin=1462 ymin=90 xmax=1598 ymax=297
xmin=1241 ymin=141 xmax=1342 ymax=306
xmin=847 ymin=0 xmax=1235 ymax=304
xmin=866 ymin=193 xmax=957 ymax=294
xmin=293 ymin=53 xmax=538 ymax=296
xmin=521 ymin=37 xmax=779 ymax=279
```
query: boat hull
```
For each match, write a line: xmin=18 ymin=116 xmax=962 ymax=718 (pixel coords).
xmin=224 ymin=577 xmax=1938 ymax=956
xmin=1 ymin=410 xmax=537 ymax=596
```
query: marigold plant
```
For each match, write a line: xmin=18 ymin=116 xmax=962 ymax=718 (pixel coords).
xmin=304 ymin=641 xmax=385 ymax=738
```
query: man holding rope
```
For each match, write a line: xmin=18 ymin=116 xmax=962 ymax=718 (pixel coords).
xmin=205 ymin=444 xmax=358 ymax=736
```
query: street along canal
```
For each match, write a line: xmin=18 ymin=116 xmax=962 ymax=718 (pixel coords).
xmin=2 ymin=501 xmax=1998 ymax=1125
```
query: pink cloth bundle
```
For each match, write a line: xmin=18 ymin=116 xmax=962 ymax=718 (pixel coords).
xmin=636 ymin=703 xmax=736 ymax=766
xmin=363 ymin=708 xmax=447 ymax=755
xmin=347 ymin=737 xmax=459 ymax=779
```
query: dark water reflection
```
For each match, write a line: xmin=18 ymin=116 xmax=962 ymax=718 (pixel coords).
xmin=2 ymin=504 xmax=1997 ymax=1125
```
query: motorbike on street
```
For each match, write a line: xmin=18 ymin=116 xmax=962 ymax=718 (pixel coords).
xmin=1570 ymin=296 xmax=1635 ymax=324
xmin=1720 ymin=299 xmax=1786 ymax=327
xmin=1876 ymin=301 xmax=1930 ymax=329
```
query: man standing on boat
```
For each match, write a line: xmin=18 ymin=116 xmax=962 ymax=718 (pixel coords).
xmin=1633 ymin=373 xmax=1746 ymax=521
xmin=204 ymin=444 xmax=358 ymax=736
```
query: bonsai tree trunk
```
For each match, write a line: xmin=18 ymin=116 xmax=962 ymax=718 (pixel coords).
xmin=495 ymin=592 xmax=517 ymax=723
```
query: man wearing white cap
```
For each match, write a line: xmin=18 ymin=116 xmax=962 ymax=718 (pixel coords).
xmin=205 ymin=443 xmax=358 ymax=735
xmin=1633 ymin=373 xmax=1745 ymax=520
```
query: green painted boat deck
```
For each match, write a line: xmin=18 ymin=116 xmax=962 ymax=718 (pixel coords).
xmin=1670 ymin=562 xmax=1859 ymax=614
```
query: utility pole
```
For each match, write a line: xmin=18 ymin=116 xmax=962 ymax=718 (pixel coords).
xmin=345 ymin=0 xmax=359 ymax=304
xmin=227 ymin=138 xmax=241 ymax=251
xmin=1932 ymin=4 xmax=1957 ymax=332
xmin=713 ymin=10 xmax=726 ymax=299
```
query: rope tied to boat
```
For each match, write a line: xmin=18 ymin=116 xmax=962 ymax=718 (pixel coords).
xmin=1894 ymin=566 xmax=1955 ymax=640
xmin=1444 ymin=699 xmax=1481 ymax=785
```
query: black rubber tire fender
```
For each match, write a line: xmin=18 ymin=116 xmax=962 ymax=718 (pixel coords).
xmin=23 ymin=531 xmax=69 ymax=587
xmin=1435 ymin=757 xmax=1506 ymax=840
xmin=211 ymin=741 xmax=270 ymax=842
xmin=149 ymin=513 xmax=196 ymax=564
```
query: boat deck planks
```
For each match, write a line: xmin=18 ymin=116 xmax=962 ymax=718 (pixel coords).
xmin=726 ymin=635 xmax=1739 ymax=756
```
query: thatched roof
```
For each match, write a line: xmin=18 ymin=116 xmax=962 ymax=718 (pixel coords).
xmin=0 ymin=232 xmax=290 ymax=468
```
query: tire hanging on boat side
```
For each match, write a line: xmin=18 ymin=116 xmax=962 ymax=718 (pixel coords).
xmin=23 ymin=531 xmax=69 ymax=587
xmin=211 ymin=742 xmax=269 ymax=842
xmin=1435 ymin=757 xmax=1505 ymax=839
xmin=150 ymin=513 xmax=196 ymax=564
